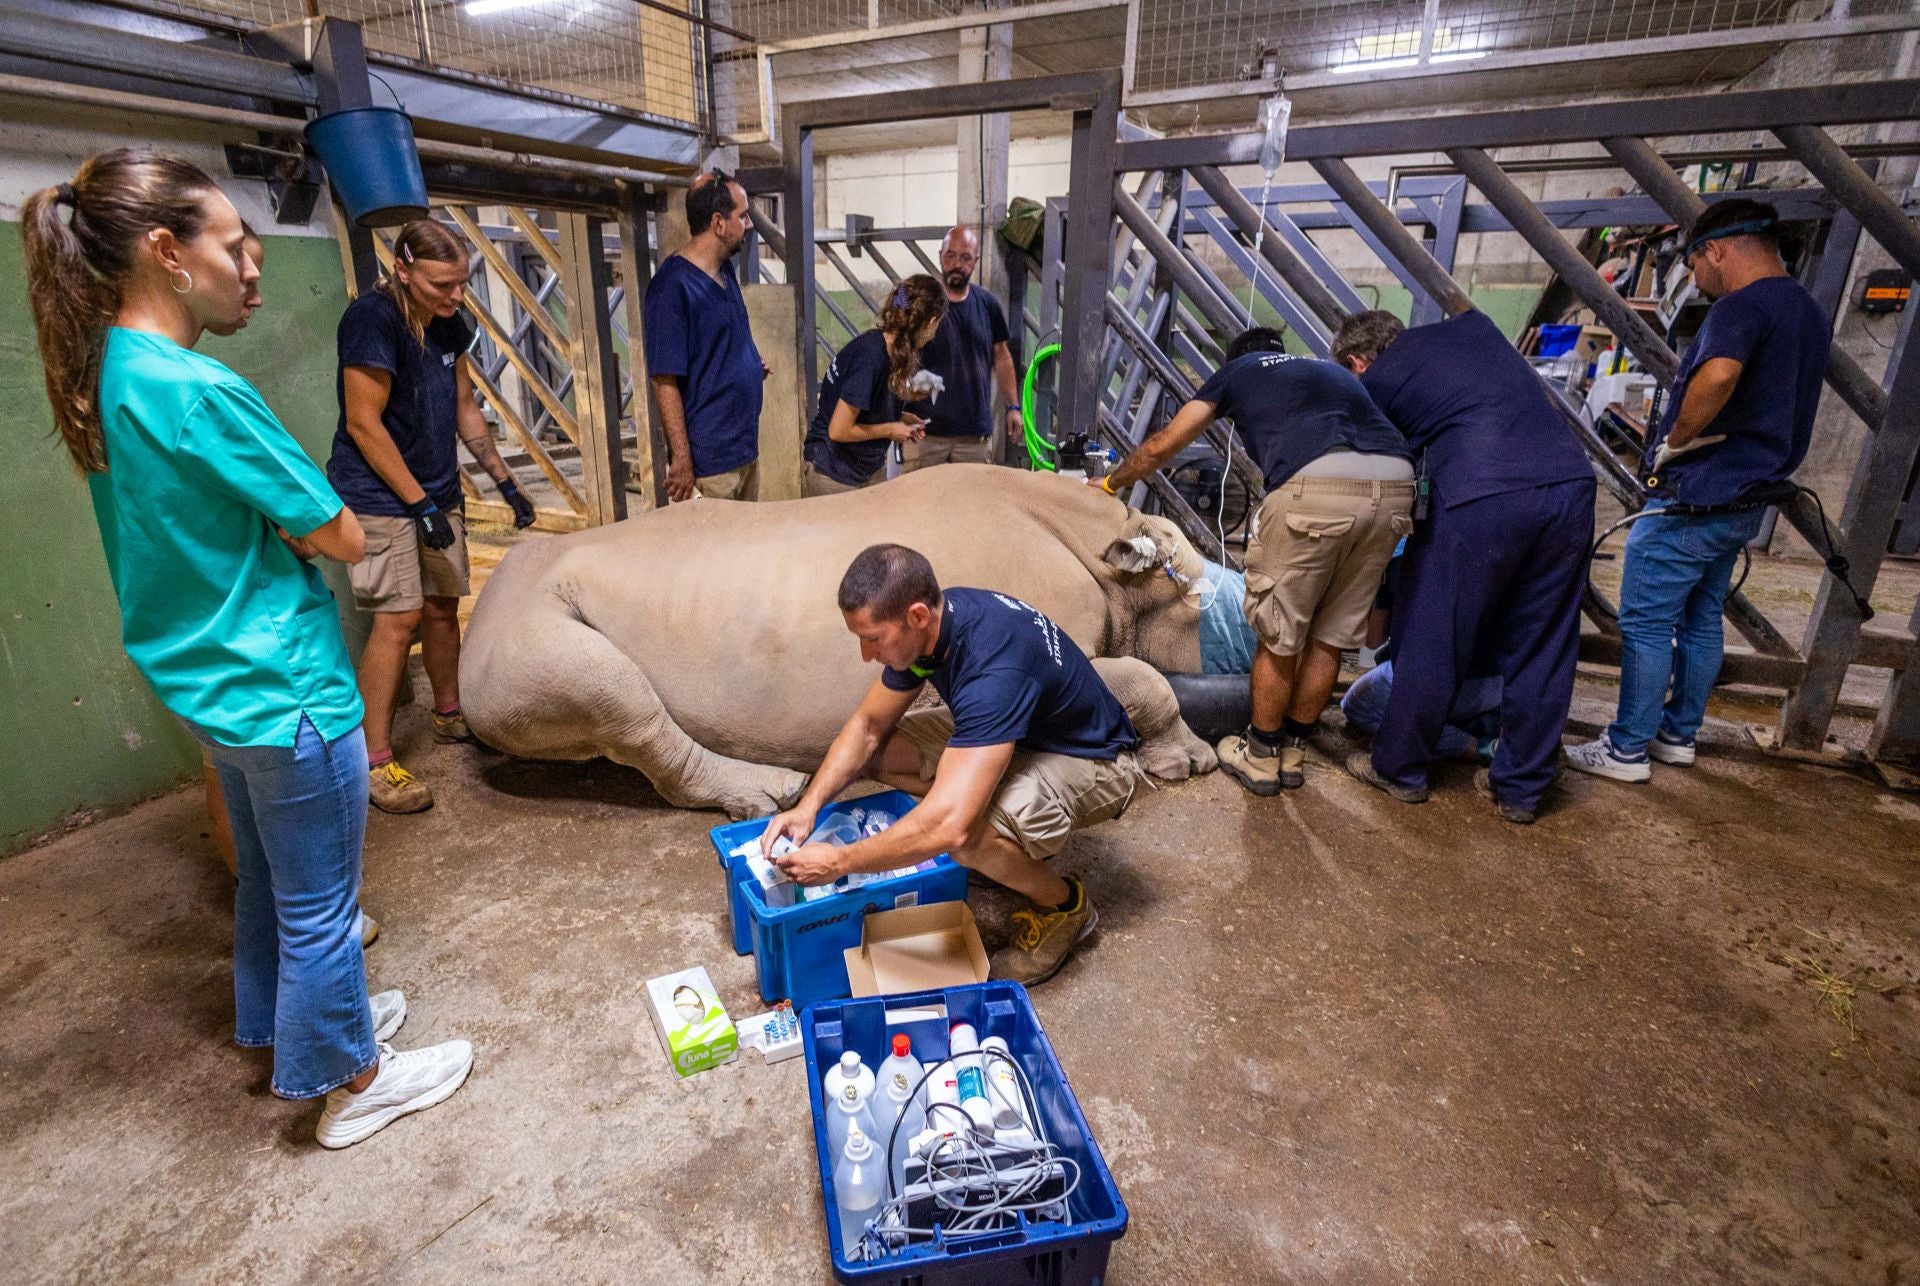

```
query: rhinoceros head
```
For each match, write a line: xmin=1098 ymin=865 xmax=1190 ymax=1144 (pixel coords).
xmin=1094 ymin=509 xmax=1216 ymax=672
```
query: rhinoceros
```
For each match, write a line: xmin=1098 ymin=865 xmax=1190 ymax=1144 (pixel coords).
xmin=460 ymin=465 xmax=1236 ymax=818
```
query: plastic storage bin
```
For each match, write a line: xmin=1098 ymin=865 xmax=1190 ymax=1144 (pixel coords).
xmin=708 ymin=792 xmax=968 ymax=1008
xmin=803 ymin=981 xmax=1129 ymax=1285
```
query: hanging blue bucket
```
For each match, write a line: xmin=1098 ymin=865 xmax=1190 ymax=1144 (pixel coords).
xmin=304 ymin=106 xmax=429 ymax=228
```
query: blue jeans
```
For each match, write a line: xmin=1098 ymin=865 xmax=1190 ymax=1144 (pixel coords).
xmin=193 ymin=716 xmax=377 ymax=1098
xmin=1607 ymin=504 xmax=1766 ymax=757
xmin=1343 ymin=659 xmax=1502 ymax=759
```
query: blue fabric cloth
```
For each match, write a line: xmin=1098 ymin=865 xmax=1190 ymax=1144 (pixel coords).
xmin=642 ymin=255 xmax=764 ymax=477
xmin=1361 ymin=310 xmax=1591 ymax=509
xmin=327 ymin=290 xmax=474 ymax=515
xmin=92 ymin=328 xmax=362 ymax=749
xmin=1342 ymin=659 xmax=1500 ymax=759
xmin=805 ymin=330 xmax=899 ymax=486
xmin=1372 ymin=477 xmax=1595 ymax=811
xmin=1645 ymin=276 xmax=1828 ymax=507
xmin=1195 ymin=353 xmax=1410 ymax=489
xmin=911 ymin=286 xmax=1010 ymax=438
xmin=1606 ymin=503 xmax=1765 ymax=755
xmin=192 ymin=715 xmax=376 ymax=1099
xmin=1198 ymin=560 xmax=1258 ymax=675
xmin=882 ymin=587 xmax=1139 ymax=760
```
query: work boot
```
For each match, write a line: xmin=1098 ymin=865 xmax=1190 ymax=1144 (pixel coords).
xmin=315 ymin=1039 xmax=474 ymax=1149
xmin=1216 ymin=733 xmax=1298 ymax=795
xmin=1343 ymin=750 xmax=1429 ymax=803
xmin=369 ymin=760 xmax=434 ymax=814
xmin=994 ymin=877 xmax=1098 ymax=987
xmin=431 ymin=708 xmax=475 ymax=744
xmin=1474 ymin=768 xmax=1536 ymax=825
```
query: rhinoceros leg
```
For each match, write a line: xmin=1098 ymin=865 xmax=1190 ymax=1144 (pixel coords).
xmin=1090 ymin=656 xmax=1219 ymax=780
xmin=493 ymin=614 xmax=808 ymax=819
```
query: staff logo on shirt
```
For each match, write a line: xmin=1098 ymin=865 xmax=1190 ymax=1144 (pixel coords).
xmin=1252 ymin=354 xmax=1302 ymax=368
xmin=442 ymin=352 xmax=457 ymax=367
xmin=992 ymin=593 xmax=1063 ymax=666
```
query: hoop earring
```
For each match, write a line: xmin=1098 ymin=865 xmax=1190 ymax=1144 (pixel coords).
xmin=170 ymin=267 xmax=194 ymax=295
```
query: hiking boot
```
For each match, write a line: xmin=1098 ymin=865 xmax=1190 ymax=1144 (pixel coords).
xmin=315 ymin=1039 xmax=473 ymax=1149
xmin=1217 ymin=734 xmax=1295 ymax=795
xmin=1648 ymin=731 xmax=1697 ymax=766
xmin=1563 ymin=737 xmax=1651 ymax=783
xmin=369 ymin=988 xmax=407 ymax=1042
xmin=994 ymin=877 xmax=1098 ymax=987
xmin=369 ymin=760 xmax=434 ymax=814
xmin=431 ymin=709 xmax=475 ymax=744
xmin=1342 ymin=750 xmax=1428 ymax=803
xmin=358 ymin=909 xmax=381 ymax=950
xmin=1475 ymin=768 xmax=1536 ymax=825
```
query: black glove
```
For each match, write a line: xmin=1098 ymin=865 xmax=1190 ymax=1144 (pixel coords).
xmin=498 ymin=478 xmax=536 ymax=529
xmin=404 ymin=497 xmax=457 ymax=550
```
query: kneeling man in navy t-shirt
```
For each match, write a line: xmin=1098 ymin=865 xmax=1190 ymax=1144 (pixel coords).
xmin=763 ymin=544 xmax=1141 ymax=985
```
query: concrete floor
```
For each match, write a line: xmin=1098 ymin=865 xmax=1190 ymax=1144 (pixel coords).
xmin=4 ymin=679 xmax=1918 ymax=1285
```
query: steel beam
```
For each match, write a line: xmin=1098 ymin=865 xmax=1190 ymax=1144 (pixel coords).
xmin=1447 ymin=146 xmax=1677 ymax=386
xmin=1781 ymin=303 xmax=1920 ymax=747
xmin=1112 ymin=183 xmax=1244 ymax=337
xmin=616 ymin=184 xmax=668 ymax=511
xmin=1104 ymin=295 xmax=1265 ymax=499
xmin=1118 ymin=79 xmax=1920 ymax=172
xmin=557 ymin=211 xmax=628 ymax=525
xmin=1776 ymin=123 xmax=1920 ymax=282
xmin=0 ymin=7 xmax=313 ymax=104
xmin=1868 ymin=598 xmax=1920 ymax=770
xmin=1602 ymin=135 xmax=1889 ymax=431
xmin=1054 ymin=73 xmax=1123 ymax=440
xmin=1189 ymin=208 xmax=1331 ymax=353
xmin=1186 ymin=165 xmax=1350 ymax=332
xmin=1308 ymin=158 xmax=1473 ymax=316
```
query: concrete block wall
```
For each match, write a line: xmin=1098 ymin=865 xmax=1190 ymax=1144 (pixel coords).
xmin=0 ymin=105 xmax=346 ymax=854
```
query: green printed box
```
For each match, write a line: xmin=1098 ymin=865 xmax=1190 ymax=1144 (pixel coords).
xmin=645 ymin=966 xmax=739 ymax=1078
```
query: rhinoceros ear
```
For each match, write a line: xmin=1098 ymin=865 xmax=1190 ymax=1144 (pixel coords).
xmin=1100 ymin=531 xmax=1162 ymax=574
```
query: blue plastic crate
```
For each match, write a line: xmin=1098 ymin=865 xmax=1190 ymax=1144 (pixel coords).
xmin=709 ymin=790 xmax=924 ymax=960
xmin=709 ymin=792 xmax=969 ymax=1008
xmin=802 ymin=981 xmax=1129 ymax=1286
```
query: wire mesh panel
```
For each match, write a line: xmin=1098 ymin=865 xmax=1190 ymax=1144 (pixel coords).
xmin=1131 ymin=0 xmax=1428 ymax=93
xmin=116 ymin=0 xmax=709 ymax=128
xmin=1441 ymin=0 xmax=1801 ymax=56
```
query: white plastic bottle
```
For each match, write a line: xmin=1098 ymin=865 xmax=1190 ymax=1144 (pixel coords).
xmin=875 ymin=1033 xmax=923 ymax=1107
xmin=948 ymin=1023 xmax=995 ymax=1136
xmin=981 ymin=1035 xmax=1037 ymax=1145
xmin=823 ymin=1049 xmax=876 ymax=1111
xmin=825 ymin=1079 xmax=882 ymax=1158
xmin=833 ymin=1126 xmax=886 ymax=1262
xmin=874 ymin=1059 xmax=928 ymax=1192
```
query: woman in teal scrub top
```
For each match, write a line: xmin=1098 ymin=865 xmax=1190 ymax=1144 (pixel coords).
xmin=22 ymin=151 xmax=473 ymax=1148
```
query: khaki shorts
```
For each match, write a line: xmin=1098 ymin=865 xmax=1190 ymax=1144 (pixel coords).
xmin=902 ymin=436 xmax=993 ymax=470
xmin=349 ymin=510 xmax=470 ymax=613
xmin=891 ymin=708 xmax=1140 ymax=861
xmin=1243 ymin=477 xmax=1415 ymax=656
xmin=696 ymin=461 xmax=759 ymax=501
xmin=801 ymin=461 xmax=879 ymax=496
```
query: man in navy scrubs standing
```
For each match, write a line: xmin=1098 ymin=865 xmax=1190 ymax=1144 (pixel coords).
xmin=902 ymin=226 xmax=1020 ymax=468
xmin=644 ymin=170 xmax=767 ymax=501
xmin=1333 ymin=308 xmax=1596 ymax=824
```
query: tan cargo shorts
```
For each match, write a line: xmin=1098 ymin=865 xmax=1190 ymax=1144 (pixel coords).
xmin=901 ymin=436 xmax=993 ymax=470
xmin=348 ymin=510 xmax=470 ymax=613
xmin=695 ymin=461 xmax=759 ymax=501
xmin=891 ymin=708 xmax=1141 ymax=861
xmin=1243 ymin=476 xmax=1415 ymax=656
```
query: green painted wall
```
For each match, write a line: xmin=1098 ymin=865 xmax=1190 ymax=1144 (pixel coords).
xmin=0 ymin=228 xmax=351 ymax=854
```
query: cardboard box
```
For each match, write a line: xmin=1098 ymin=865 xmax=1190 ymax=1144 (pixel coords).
xmin=843 ymin=902 xmax=991 ymax=997
xmin=644 ymin=966 xmax=739 ymax=1078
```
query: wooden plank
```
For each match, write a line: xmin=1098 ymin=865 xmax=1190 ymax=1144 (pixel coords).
xmin=467 ymin=496 xmax=588 ymax=532
xmin=506 ymin=206 xmax=569 ymax=282
xmin=446 ymin=204 xmax=567 ymax=357
xmin=558 ymin=210 xmax=629 ymax=525
xmin=468 ymin=359 xmax=589 ymax=514
xmin=464 ymin=292 xmax=585 ymax=446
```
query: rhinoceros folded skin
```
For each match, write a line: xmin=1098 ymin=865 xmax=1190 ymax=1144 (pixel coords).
xmin=459 ymin=465 xmax=1231 ymax=818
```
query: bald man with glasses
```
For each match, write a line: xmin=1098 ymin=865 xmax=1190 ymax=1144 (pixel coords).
xmin=901 ymin=226 xmax=1021 ymax=469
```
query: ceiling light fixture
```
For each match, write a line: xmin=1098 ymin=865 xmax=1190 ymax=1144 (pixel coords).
xmin=1331 ymin=49 xmax=1488 ymax=74
xmin=465 ymin=0 xmax=560 ymax=16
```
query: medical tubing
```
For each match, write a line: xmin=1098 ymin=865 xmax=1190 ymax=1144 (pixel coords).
xmin=1020 ymin=343 xmax=1062 ymax=471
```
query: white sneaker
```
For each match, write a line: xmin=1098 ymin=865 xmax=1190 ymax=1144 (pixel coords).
xmin=369 ymin=989 xmax=407 ymax=1043
xmin=1563 ymin=737 xmax=1652 ymax=783
xmin=1648 ymin=732 xmax=1697 ymax=766
xmin=316 ymin=1039 xmax=474 ymax=1149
